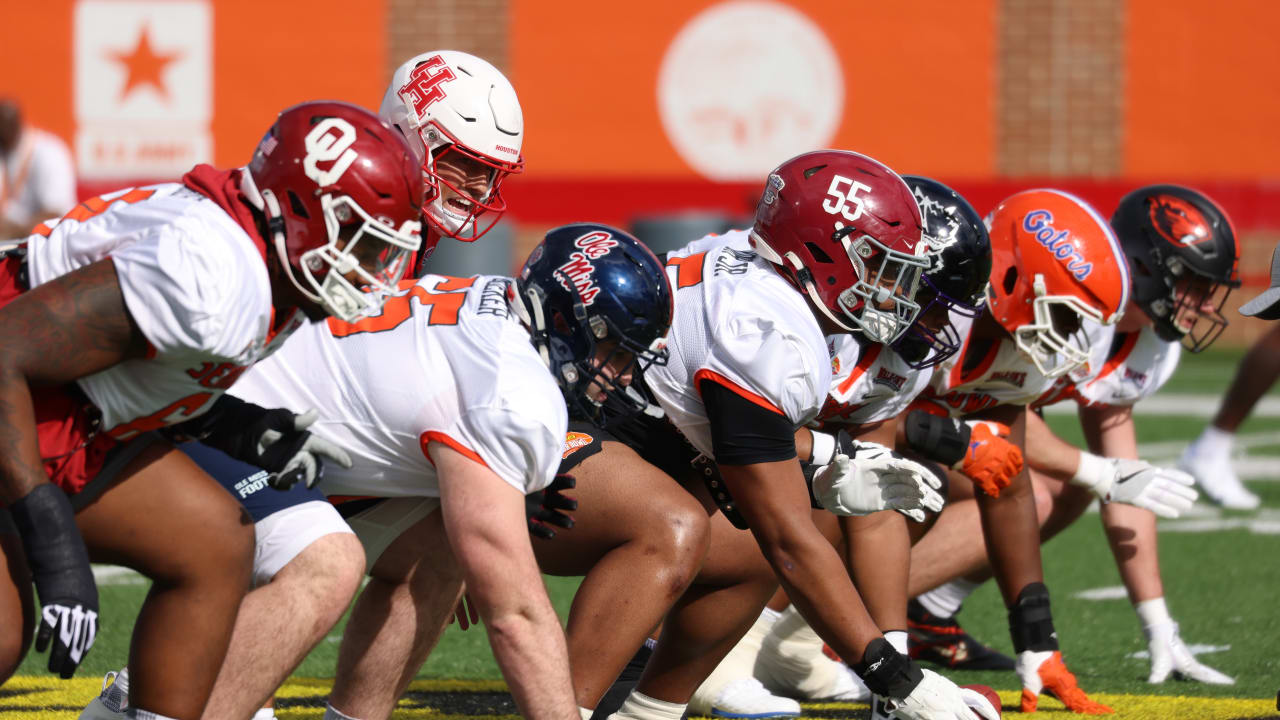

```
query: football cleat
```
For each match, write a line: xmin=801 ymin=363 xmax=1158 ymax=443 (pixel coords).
xmin=1177 ymin=446 xmax=1260 ymax=510
xmin=690 ymin=677 xmax=801 ymax=719
xmin=755 ymin=606 xmax=870 ymax=701
xmin=907 ymin=600 xmax=1014 ymax=671
xmin=78 ymin=669 xmax=127 ymax=720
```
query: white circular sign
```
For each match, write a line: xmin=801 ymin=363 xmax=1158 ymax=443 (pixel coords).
xmin=657 ymin=1 xmax=844 ymax=181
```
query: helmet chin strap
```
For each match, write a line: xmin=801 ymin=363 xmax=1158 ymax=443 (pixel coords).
xmin=783 ymin=250 xmax=857 ymax=333
xmin=260 ymin=187 xmax=324 ymax=308
xmin=511 ymin=282 xmax=552 ymax=369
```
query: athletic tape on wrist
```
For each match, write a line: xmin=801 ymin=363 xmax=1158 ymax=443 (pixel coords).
xmin=853 ymin=637 xmax=923 ymax=699
xmin=809 ymin=430 xmax=837 ymax=468
xmin=1008 ymin=582 xmax=1059 ymax=653
xmin=903 ymin=410 xmax=970 ymax=467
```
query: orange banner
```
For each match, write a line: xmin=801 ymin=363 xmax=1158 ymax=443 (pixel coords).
xmin=509 ymin=0 xmax=996 ymax=181
xmin=1 ymin=0 xmax=385 ymax=183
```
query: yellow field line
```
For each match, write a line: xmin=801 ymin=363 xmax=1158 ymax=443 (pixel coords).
xmin=3 ymin=677 xmax=1275 ymax=720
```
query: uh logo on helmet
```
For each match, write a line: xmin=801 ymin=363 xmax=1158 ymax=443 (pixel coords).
xmin=985 ymin=189 xmax=1130 ymax=379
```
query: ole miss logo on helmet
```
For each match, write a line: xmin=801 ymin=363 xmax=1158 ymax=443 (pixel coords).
xmin=1147 ymin=194 xmax=1212 ymax=248
xmin=400 ymin=55 xmax=457 ymax=119
xmin=554 ymin=231 xmax=620 ymax=305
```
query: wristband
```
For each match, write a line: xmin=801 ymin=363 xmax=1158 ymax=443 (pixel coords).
xmin=902 ymin=410 xmax=970 ymax=467
xmin=1008 ymin=582 xmax=1058 ymax=653
xmin=9 ymin=484 xmax=96 ymax=602
xmin=1070 ymin=451 xmax=1113 ymax=499
xmin=853 ymin=637 xmax=922 ymax=699
xmin=809 ymin=430 xmax=837 ymax=468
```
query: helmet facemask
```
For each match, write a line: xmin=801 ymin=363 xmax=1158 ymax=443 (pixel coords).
xmin=517 ymin=282 xmax=670 ymax=427
xmin=892 ymin=272 xmax=986 ymax=369
xmin=1012 ymin=275 xmax=1100 ymax=378
xmin=417 ymin=121 xmax=521 ymax=242
xmin=831 ymin=228 xmax=928 ymax=343
xmin=270 ymin=190 xmax=421 ymax=323
xmin=1145 ymin=260 xmax=1235 ymax=352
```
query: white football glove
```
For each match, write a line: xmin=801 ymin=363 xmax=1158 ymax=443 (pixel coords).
xmin=882 ymin=669 xmax=1000 ymax=720
xmin=259 ymin=409 xmax=354 ymax=490
xmin=812 ymin=441 xmax=945 ymax=522
xmin=1070 ymin=453 xmax=1198 ymax=518
xmin=1145 ymin=621 xmax=1234 ymax=685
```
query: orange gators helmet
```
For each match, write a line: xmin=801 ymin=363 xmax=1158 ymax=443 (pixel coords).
xmin=985 ymin=189 xmax=1130 ymax=378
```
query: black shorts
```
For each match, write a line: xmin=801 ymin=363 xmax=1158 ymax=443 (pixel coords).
xmin=557 ymin=408 xmax=701 ymax=485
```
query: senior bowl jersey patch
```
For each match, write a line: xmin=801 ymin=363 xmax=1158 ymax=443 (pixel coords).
xmin=230 ymin=274 xmax=566 ymax=499
xmin=643 ymin=230 xmax=831 ymax=459
xmin=819 ymin=335 xmax=932 ymax=427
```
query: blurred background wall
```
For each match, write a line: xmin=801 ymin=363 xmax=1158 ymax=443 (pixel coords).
xmin=3 ymin=0 xmax=1278 ymax=343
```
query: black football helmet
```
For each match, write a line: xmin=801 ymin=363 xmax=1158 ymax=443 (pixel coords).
xmin=1111 ymin=185 xmax=1240 ymax=351
xmin=513 ymin=223 xmax=673 ymax=425
xmin=891 ymin=176 xmax=992 ymax=368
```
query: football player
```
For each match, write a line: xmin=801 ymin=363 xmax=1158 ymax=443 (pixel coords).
xmin=562 ymin=151 xmax=995 ymax=720
xmin=686 ymin=176 xmax=1018 ymax=719
xmin=0 ymin=100 xmax=423 ymax=720
xmin=911 ymin=185 xmax=1235 ymax=686
xmin=903 ymin=189 xmax=1130 ymax=714
xmin=79 ymin=51 xmax=529 ymax=720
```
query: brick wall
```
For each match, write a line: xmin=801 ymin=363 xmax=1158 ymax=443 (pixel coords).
xmin=387 ymin=0 xmax=510 ymax=75
xmin=998 ymin=0 xmax=1125 ymax=176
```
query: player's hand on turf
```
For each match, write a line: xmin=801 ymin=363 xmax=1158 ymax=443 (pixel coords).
xmin=812 ymin=440 xmax=944 ymax=521
xmin=526 ymin=473 xmax=577 ymax=540
xmin=1106 ymin=459 xmax=1197 ymax=518
xmin=954 ymin=421 xmax=1021 ymax=497
xmin=9 ymin=484 xmax=99 ymax=678
xmin=884 ymin=669 xmax=1000 ymax=720
xmin=1145 ymin=621 xmax=1234 ymax=685
xmin=1016 ymin=649 xmax=1113 ymax=714
xmin=258 ymin=409 xmax=354 ymax=491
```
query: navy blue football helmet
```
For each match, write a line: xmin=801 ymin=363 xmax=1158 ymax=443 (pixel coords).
xmin=892 ymin=176 xmax=992 ymax=369
xmin=513 ymin=223 xmax=673 ymax=425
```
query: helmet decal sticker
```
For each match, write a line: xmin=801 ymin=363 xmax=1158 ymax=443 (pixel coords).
xmin=399 ymin=55 xmax=457 ymax=121
xmin=1147 ymin=194 xmax=1213 ymax=249
xmin=553 ymin=231 xmax=620 ymax=305
xmin=1023 ymin=209 xmax=1094 ymax=281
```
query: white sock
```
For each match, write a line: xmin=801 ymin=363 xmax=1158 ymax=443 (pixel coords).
xmin=760 ymin=606 xmax=782 ymax=624
xmin=126 ymin=711 xmax=179 ymax=720
xmin=580 ymin=705 xmax=596 ymax=720
xmin=1134 ymin=596 xmax=1173 ymax=631
xmin=1191 ymin=425 xmax=1235 ymax=459
xmin=113 ymin=666 xmax=131 ymax=695
xmin=252 ymin=708 xmax=277 ymax=720
xmin=915 ymin=578 xmax=982 ymax=619
xmin=884 ymin=630 xmax=908 ymax=656
xmin=611 ymin=690 xmax=687 ymax=720
xmin=324 ymin=703 xmax=363 ymax=720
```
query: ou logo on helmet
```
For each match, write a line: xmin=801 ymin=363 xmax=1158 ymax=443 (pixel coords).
xmin=304 ymin=118 xmax=358 ymax=187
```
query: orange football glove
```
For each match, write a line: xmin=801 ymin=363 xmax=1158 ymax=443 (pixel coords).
xmin=952 ymin=421 xmax=1022 ymax=497
xmin=1017 ymin=650 xmax=1113 ymax=714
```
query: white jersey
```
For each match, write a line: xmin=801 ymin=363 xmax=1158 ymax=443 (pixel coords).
xmin=25 ymin=181 xmax=301 ymax=440
xmin=818 ymin=335 xmax=932 ymax=426
xmin=922 ymin=311 xmax=1074 ymax=416
xmin=1 ymin=127 xmax=76 ymax=238
xmin=1042 ymin=322 xmax=1178 ymax=408
xmin=230 ymin=274 xmax=566 ymax=499
xmin=644 ymin=230 xmax=831 ymax=458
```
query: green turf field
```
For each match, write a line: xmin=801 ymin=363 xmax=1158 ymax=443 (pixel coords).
xmin=11 ymin=349 xmax=1280 ymax=718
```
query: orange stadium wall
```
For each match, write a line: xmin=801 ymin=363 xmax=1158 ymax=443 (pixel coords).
xmin=3 ymin=0 xmax=1279 ymax=344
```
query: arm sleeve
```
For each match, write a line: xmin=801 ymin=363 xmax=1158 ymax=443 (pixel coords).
xmin=700 ymin=378 xmax=797 ymax=465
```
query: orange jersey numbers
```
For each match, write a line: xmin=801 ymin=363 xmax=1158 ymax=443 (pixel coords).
xmin=328 ymin=276 xmax=477 ymax=338
xmin=666 ymin=252 xmax=707 ymax=289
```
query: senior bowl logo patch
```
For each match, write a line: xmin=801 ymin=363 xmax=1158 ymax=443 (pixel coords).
xmin=562 ymin=431 xmax=595 ymax=459
xmin=831 ymin=355 xmax=842 ymax=375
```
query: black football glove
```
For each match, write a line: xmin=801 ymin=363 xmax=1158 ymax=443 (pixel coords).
xmin=170 ymin=396 xmax=352 ymax=490
xmin=526 ymin=473 xmax=577 ymax=540
xmin=9 ymin=483 xmax=99 ymax=678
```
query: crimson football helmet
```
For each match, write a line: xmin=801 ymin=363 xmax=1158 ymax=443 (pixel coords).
xmin=750 ymin=150 xmax=929 ymax=343
xmin=1111 ymin=185 xmax=1240 ymax=351
xmin=380 ymin=51 xmax=524 ymax=247
xmin=246 ymin=101 xmax=424 ymax=323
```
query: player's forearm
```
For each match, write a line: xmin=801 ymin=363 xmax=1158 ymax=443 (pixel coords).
xmin=1023 ymin=409 xmax=1082 ymax=479
xmin=473 ymin=566 xmax=576 ymax=720
xmin=0 ymin=371 xmax=51 ymax=503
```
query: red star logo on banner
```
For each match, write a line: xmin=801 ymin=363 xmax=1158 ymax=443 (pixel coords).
xmin=109 ymin=26 xmax=182 ymax=101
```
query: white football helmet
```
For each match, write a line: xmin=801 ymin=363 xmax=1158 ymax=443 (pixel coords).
xmin=380 ymin=51 xmax=524 ymax=244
